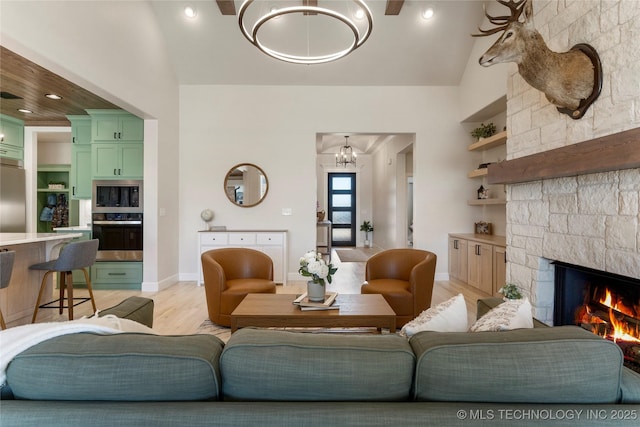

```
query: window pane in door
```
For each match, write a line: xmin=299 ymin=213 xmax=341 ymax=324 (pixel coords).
xmin=332 ymin=177 xmax=352 ymax=191
xmin=332 ymin=229 xmax=352 ymax=243
xmin=332 ymin=194 xmax=351 ymax=207
xmin=331 ymin=194 xmax=351 ymax=208
xmin=331 ymin=211 xmax=352 ymax=225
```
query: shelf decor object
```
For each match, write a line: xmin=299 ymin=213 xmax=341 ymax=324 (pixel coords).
xmin=238 ymin=0 xmax=373 ymax=65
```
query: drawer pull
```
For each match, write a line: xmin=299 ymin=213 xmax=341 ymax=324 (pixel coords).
xmin=108 ymin=272 xmax=127 ymax=276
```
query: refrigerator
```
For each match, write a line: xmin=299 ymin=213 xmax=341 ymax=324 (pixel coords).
xmin=0 ymin=157 xmax=27 ymax=232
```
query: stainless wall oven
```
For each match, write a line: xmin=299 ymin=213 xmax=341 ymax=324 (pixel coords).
xmin=92 ymin=213 xmax=143 ymax=261
xmin=92 ymin=180 xmax=143 ymax=213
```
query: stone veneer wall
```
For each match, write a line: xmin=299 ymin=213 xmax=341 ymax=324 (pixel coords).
xmin=503 ymin=0 xmax=640 ymax=323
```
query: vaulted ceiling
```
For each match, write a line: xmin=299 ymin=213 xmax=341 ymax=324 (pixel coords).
xmin=0 ymin=1 xmax=488 ymax=152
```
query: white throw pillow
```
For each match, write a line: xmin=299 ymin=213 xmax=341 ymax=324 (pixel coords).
xmin=400 ymin=293 xmax=468 ymax=337
xmin=470 ymin=298 xmax=534 ymax=332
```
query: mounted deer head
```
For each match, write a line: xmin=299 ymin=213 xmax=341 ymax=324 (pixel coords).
xmin=473 ymin=0 xmax=602 ymax=119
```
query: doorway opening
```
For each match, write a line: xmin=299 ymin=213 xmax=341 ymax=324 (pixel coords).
xmin=328 ymin=173 xmax=356 ymax=247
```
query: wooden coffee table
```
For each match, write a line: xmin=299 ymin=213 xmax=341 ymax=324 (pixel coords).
xmin=230 ymin=293 xmax=396 ymax=333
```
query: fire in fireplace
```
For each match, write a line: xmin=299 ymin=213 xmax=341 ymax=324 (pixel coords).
xmin=553 ymin=261 xmax=640 ymax=372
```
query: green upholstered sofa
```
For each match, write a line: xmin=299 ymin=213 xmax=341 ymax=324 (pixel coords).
xmin=2 ymin=297 xmax=640 ymax=427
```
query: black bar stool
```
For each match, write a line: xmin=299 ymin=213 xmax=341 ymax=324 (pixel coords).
xmin=30 ymin=239 xmax=99 ymax=322
xmin=0 ymin=249 xmax=15 ymax=329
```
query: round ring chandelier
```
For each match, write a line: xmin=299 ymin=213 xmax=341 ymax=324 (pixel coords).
xmin=238 ymin=0 xmax=373 ymax=65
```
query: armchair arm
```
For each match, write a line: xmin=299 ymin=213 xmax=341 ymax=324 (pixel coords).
xmin=409 ymin=252 xmax=437 ymax=313
xmin=201 ymin=252 xmax=227 ymax=293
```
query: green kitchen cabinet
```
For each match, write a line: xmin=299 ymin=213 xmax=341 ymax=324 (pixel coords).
xmin=87 ymin=109 xmax=143 ymax=142
xmin=91 ymin=142 xmax=143 ymax=179
xmin=0 ymin=114 xmax=24 ymax=160
xmin=67 ymin=115 xmax=92 ymax=145
xmin=91 ymin=261 xmax=143 ymax=290
xmin=37 ymin=165 xmax=78 ymax=233
xmin=71 ymin=144 xmax=92 ymax=199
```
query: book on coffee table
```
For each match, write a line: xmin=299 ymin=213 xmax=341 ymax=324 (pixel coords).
xmin=293 ymin=292 xmax=339 ymax=310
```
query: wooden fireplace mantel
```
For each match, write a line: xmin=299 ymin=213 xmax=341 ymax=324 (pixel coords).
xmin=487 ymin=127 xmax=640 ymax=185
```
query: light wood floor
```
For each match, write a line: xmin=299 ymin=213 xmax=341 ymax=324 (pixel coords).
xmin=18 ymin=248 xmax=490 ymax=334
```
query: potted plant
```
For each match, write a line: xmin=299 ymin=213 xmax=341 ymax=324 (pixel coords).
xmin=470 ymin=122 xmax=496 ymax=140
xmin=498 ymin=283 xmax=523 ymax=300
xmin=360 ymin=221 xmax=374 ymax=248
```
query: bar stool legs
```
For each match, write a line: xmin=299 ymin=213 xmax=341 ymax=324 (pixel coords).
xmin=32 ymin=268 xmax=96 ymax=322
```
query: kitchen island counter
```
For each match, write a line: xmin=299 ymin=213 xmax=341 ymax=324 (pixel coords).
xmin=0 ymin=232 xmax=83 ymax=327
xmin=0 ymin=232 xmax=83 ymax=246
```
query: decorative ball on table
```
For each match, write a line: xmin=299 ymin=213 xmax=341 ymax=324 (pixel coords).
xmin=200 ymin=209 xmax=214 ymax=231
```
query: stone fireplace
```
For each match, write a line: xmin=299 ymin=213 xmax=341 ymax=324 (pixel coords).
xmin=485 ymin=1 xmax=640 ymax=325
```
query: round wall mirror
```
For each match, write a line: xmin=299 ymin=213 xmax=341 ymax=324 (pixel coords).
xmin=223 ymin=163 xmax=269 ymax=207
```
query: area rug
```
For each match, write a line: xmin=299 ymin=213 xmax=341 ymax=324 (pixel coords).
xmin=335 ymin=248 xmax=377 ymax=263
xmin=195 ymin=320 xmax=231 ymax=343
xmin=194 ymin=320 xmax=392 ymax=343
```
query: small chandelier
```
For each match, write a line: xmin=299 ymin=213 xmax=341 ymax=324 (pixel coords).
xmin=336 ymin=136 xmax=357 ymax=167
xmin=238 ymin=0 xmax=373 ymax=65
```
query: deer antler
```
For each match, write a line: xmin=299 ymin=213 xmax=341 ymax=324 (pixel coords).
xmin=472 ymin=0 xmax=527 ymax=37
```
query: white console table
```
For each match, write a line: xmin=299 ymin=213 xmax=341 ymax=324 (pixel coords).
xmin=197 ymin=230 xmax=288 ymax=285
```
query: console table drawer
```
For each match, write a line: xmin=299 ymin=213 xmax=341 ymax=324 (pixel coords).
xmin=200 ymin=233 xmax=229 ymax=246
xmin=257 ymin=233 xmax=283 ymax=245
xmin=229 ymin=233 xmax=256 ymax=245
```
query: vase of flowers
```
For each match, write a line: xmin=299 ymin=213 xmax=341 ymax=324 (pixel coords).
xmin=299 ymin=250 xmax=338 ymax=302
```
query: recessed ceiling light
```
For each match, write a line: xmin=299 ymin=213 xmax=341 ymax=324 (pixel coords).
xmin=18 ymin=108 xmax=33 ymax=114
xmin=422 ymin=8 xmax=434 ymax=20
xmin=45 ymin=93 xmax=63 ymax=100
xmin=184 ymin=5 xmax=197 ymax=19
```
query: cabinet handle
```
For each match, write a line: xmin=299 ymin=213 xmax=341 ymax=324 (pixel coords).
xmin=118 ymin=169 xmax=121 ymax=175
xmin=72 ymin=186 xmax=76 ymax=196
xmin=114 ymin=132 xmax=117 ymax=139
xmin=475 ymin=245 xmax=481 ymax=256
xmin=114 ymin=168 xmax=117 ymax=175
xmin=453 ymin=239 xmax=458 ymax=250
xmin=108 ymin=272 xmax=127 ymax=276
xmin=118 ymin=132 xmax=122 ymax=139
xmin=72 ymin=136 xmax=76 ymax=143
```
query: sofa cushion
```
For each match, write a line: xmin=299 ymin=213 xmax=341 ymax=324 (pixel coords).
xmin=410 ymin=326 xmax=624 ymax=403
xmin=96 ymin=296 xmax=154 ymax=328
xmin=220 ymin=329 xmax=415 ymax=401
xmin=7 ymin=333 xmax=224 ymax=401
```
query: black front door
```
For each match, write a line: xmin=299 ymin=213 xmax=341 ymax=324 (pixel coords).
xmin=328 ymin=173 xmax=356 ymax=247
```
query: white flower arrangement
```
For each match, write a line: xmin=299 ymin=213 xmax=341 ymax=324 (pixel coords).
xmin=298 ymin=250 xmax=337 ymax=285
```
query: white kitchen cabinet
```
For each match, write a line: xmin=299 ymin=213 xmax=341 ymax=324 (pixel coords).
xmin=198 ymin=230 xmax=288 ymax=285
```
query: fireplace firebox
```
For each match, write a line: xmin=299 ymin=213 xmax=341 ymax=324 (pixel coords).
xmin=553 ymin=261 xmax=640 ymax=371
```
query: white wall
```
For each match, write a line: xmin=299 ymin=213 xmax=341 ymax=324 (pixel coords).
xmin=179 ymin=85 xmax=474 ymax=281
xmin=1 ymin=1 xmax=180 ymax=290
xmin=457 ymin=1 xmax=511 ymax=122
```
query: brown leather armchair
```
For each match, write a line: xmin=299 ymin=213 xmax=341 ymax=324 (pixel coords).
xmin=201 ymin=248 xmax=276 ymax=326
xmin=361 ymin=249 xmax=437 ymax=328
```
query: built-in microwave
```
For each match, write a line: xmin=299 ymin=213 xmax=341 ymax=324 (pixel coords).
xmin=92 ymin=180 xmax=143 ymax=213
